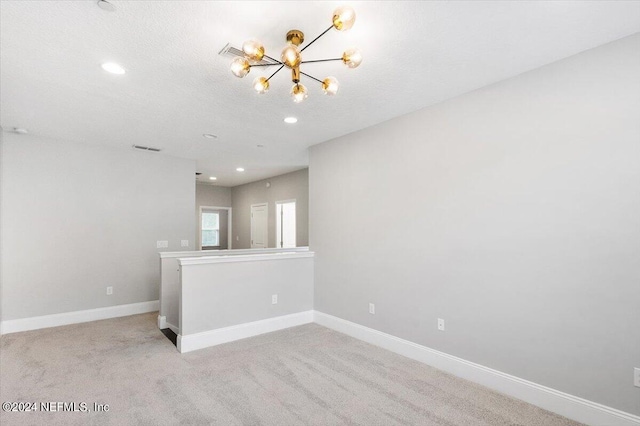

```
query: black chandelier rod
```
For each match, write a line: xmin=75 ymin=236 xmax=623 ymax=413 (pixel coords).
xmin=266 ymin=65 xmax=285 ymax=82
xmin=264 ymin=54 xmax=283 ymax=64
xmin=300 ymin=25 xmax=333 ymax=53
xmin=301 ymin=58 xmax=342 ymax=64
xmin=250 ymin=55 xmax=283 ymax=68
xmin=300 ymin=71 xmax=323 ymax=84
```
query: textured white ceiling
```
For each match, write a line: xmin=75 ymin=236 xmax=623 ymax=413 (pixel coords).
xmin=2 ymin=1 xmax=639 ymax=186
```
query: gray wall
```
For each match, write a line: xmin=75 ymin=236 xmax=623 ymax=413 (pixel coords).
xmin=0 ymin=134 xmax=195 ymax=320
xmin=231 ymin=168 xmax=309 ymax=249
xmin=195 ymin=183 xmax=231 ymax=208
xmin=216 ymin=210 xmax=229 ymax=250
xmin=309 ymin=34 xmax=640 ymax=415
xmin=195 ymin=183 xmax=232 ymax=249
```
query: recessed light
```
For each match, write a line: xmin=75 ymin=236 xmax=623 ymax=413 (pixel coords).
xmin=209 ymin=176 xmax=217 ymax=180
xmin=97 ymin=0 xmax=116 ymax=12
xmin=98 ymin=0 xmax=116 ymax=12
xmin=101 ymin=62 xmax=126 ymax=75
xmin=203 ymin=134 xmax=217 ymax=139
xmin=284 ymin=117 xmax=298 ymax=124
xmin=236 ymin=167 xmax=245 ymax=172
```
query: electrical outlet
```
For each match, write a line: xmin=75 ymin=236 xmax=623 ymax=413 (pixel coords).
xmin=272 ymin=294 xmax=278 ymax=305
xmin=181 ymin=240 xmax=189 ymax=247
xmin=369 ymin=303 xmax=375 ymax=314
xmin=634 ymin=368 xmax=640 ymax=388
xmin=437 ymin=318 xmax=445 ymax=331
xmin=106 ymin=286 xmax=113 ymax=296
xmin=156 ymin=240 xmax=168 ymax=249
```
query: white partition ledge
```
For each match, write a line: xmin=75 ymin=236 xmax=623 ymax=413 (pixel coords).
xmin=158 ymin=247 xmax=309 ymax=332
xmin=178 ymin=252 xmax=314 ymax=266
xmin=160 ymin=246 xmax=309 ymax=259
xmin=178 ymin=251 xmax=314 ymax=351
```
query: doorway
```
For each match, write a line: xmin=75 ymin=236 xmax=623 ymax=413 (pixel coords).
xmin=250 ymin=203 xmax=268 ymax=248
xmin=275 ymin=200 xmax=296 ymax=248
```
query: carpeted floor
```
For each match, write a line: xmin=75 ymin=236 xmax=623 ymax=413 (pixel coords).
xmin=0 ymin=313 xmax=581 ymax=425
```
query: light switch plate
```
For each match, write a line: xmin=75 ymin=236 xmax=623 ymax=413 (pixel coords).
xmin=634 ymin=367 xmax=640 ymax=388
xmin=272 ymin=294 xmax=278 ymax=305
xmin=369 ymin=303 xmax=375 ymax=314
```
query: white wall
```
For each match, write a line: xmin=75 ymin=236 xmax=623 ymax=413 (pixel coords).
xmin=0 ymin=134 xmax=195 ymax=320
xmin=159 ymin=247 xmax=310 ymax=331
xmin=309 ymin=34 xmax=640 ymax=416
xmin=179 ymin=254 xmax=314 ymax=336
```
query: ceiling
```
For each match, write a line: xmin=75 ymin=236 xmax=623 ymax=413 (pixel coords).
xmin=2 ymin=1 xmax=639 ymax=187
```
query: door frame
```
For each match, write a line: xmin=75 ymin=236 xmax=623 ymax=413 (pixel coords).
xmin=199 ymin=206 xmax=233 ymax=250
xmin=250 ymin=202 xmax=268 ymax=248
xmin=275 ymin=199 xmax=296 ymax=248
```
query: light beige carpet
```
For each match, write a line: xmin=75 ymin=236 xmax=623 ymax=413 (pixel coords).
xmin=0 ymin=313 xmax=581 ymax=426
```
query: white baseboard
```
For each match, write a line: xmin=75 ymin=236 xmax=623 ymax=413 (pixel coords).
xmin=158 ymin=315 xmax=179 ymax=335
xmin=313 ymin=311 xmax=640 ymax=426
xmin=0 ymin=301 xmax=160 ymax=335
xmin=177 ymin=310 xmax=314 ymax=353
xmin=157 ymin=315 xmax=167 ymax=329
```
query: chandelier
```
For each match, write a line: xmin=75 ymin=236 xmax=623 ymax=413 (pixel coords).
xmin=229 ymin=6 xmax=362 ymax=103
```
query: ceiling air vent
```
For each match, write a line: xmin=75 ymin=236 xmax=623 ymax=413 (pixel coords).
xmin=132 ymin=145 xmax=161 ymax=152
xmin=218 ymin=43 xmax=279 ymax=66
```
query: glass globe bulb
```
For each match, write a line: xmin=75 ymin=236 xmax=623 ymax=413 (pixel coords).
xmin=291 ymin=83 xmax=308 ymax=103
xmin=242 ymin=39 xmax=265 ymax=61
xmin=322 ymin=76 xmax=339 ymax=96
xmin=281 ymin=44 xmax=301 ymax=68
xmin=230 ymin=57 xmax=250 ymax=78
xmin=332 ymin=6 xmax=356 ymax=31
xmin=342 ymin=48 xmax=362 ymax=69
xmin=252 ymin=76 xmax=269 ymax=94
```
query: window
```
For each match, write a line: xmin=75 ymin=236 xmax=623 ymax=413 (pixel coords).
xmin=201 ymin=211 xmax=219 ymax=248
xmin=276 ymin=200 xmax=296 ymax=248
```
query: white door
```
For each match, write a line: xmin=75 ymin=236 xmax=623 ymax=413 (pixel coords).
xmin=276 ymin=200 xmax=296 ymax=248
xmin=250 ymin=203 xmax=268 ymax=248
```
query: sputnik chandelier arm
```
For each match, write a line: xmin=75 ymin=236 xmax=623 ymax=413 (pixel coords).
xmin=229 ymin=5 xmax=362 ymax=102
xmin=299 ymin=72 xmax=323 ymax=84
xmin=266 ymin=65 xmax=285 ymax=82
xmin=299 ymin=24 xmax=333 ymax=53
xmin=301 ymin=58 xmax=343 ymax=64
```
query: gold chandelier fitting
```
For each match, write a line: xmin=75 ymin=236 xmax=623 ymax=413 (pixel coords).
xmin=230 ymin=6 xmax=362 ymax=103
